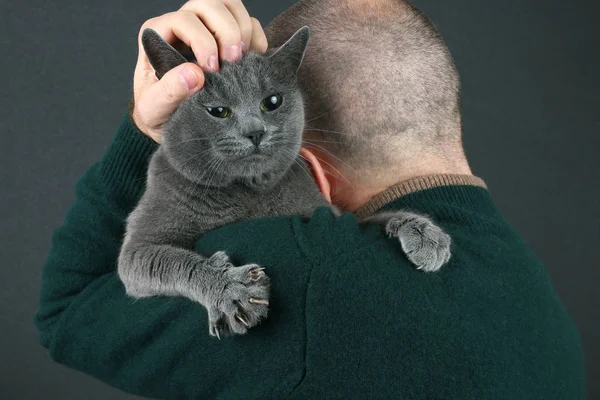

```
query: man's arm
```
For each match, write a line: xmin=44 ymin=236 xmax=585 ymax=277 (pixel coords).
xmin=35 ymin=115 xmax=157 ymax=346
xmin=33 ymin=116 xmax=183 ymax=395
xmin=34 ymin=116 xmax=308 ymax=399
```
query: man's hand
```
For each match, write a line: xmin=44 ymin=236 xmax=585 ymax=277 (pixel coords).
xmin=130 ymin=0 xmax=269 ymax=143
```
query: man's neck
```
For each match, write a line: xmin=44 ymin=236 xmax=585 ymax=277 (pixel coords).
xmin=333 ymin=159 xmax=474 ymax=212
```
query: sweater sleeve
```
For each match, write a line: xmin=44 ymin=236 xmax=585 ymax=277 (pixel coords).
xmin=34 ymin=114 xmax=157 ymax=347
xmin=33 ymin=115 xmax=308 ymax=399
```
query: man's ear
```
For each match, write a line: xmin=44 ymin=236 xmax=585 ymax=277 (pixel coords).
xmin=300 ymin=147 xmax=332 ymax=203
xmin=141 ymin=28 xmax=188 ymax=79
xmin=268 ymin=26 xmax=310 ymax=75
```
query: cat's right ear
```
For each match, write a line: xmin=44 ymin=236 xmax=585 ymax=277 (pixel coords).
xmin=141 ymin=28 xmax=188 ymax=79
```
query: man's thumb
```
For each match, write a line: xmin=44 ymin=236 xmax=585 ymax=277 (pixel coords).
xmin=146 ymin=63 xmax=204 ymax=117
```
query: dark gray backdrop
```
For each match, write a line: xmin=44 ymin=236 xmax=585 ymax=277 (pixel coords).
xmin=1 ymin=0 xmax=598 ymax=398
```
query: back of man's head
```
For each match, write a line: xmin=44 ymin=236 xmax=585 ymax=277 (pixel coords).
xmin=266 ymin=0 xmax=469 ymax=190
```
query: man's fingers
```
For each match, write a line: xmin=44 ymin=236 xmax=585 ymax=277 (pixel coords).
xmin=173 ymin=12 xmax=220 ymax=71
xmin=248 ymin=17 xmax=268 ymax=53
xmin=131 ymin=0 xmax=263 ymax=141
xmin=180 ymin=0 xmax=242 ymax=63
xmin=135 ymin=63 xmax=204 ymax=134
xmin=138 ymin=12 xmax=219 ymax=72
xmin=222 ymin=0 xmax=253 ymax=52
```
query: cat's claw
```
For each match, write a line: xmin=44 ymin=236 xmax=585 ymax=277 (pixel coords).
xmin=249 ymin=298 xmax=269 ymax=306
xmin=206 ymin=261 xmax=270 ymax=338
xmin=249 ymin=267 xmax=266 ymax=280
xmin=236 ymin=314 xmax=250 ymax=327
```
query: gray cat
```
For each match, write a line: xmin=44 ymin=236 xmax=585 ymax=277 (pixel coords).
xmin=118 ymin=27 xmax=451 ymax=338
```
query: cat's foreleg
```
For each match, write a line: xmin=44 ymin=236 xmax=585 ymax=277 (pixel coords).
xmin=362 ymin=211 xmax=451 ymax=272
xmin=118 ymin=242 xmax=270 ymax=338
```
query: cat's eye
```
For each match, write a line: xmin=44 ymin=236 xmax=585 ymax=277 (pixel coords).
xmin=206 ymin=106 xmax=231 ymax=118
xmin=260 ymin=94 xmax=283 ymax=112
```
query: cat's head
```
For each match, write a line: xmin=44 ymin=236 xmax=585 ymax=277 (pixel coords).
xmin=142 ymin=26 xmax=310 ymax=187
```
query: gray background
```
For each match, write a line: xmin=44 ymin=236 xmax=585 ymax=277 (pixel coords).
xmin=1 ymin=0 xmax=598 ymax=398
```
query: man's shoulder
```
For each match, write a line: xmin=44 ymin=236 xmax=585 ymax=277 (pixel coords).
xmin=195 ymin=206 xmax=392 ymax=267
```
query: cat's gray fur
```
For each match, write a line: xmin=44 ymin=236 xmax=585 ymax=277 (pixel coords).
xmin=118 ymin=27 xmax=451 ymax=338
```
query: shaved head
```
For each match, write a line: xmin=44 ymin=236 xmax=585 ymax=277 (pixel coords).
xmin=265 ymin=0 xmax=465 ymax=186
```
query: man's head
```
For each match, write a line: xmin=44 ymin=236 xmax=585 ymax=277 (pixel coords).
xmin=265 ymin=0 xmax=472 ymax=210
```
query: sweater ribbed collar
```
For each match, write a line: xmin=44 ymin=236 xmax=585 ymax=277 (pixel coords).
xmin=354 ymin=174 xmax=488 ymax=220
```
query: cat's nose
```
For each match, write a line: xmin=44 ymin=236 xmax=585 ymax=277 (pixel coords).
xmin=244 ymin=130 xmax=265 ymax=147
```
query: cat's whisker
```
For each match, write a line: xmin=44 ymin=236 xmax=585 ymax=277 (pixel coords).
xmin=174 ymin=157 xmax=218 ymax=211
xmin=321 ymin=161 xmax=353 ymax=188
xmin=196 ymin=162 xmax=216 ymax=203
xmin=168 ymin=148 xmax=219 ymax=173
xmin=200 ymin=159 xmax=219 ymax=198
xmin=285 ymin=157 xmax=300 ymax=181
xmin=304 ymin=127 xmax=356 ymax=137
xmin=302 ymin=142 xmax=358 ymax=175
xmin=178 ymin=137 xmax=213 ymax=144
xmin=304 ymin=111 xmax=330 ymax=124
xmin=280 ymin=149 xmax=313 ymax=182
xmin=151 ymin=149 xmax=220 ymax=187
xmin=303 ymin=138 xmax=342 ymax=144
xmin=293 ymin=152 xmax=315 ymax=180
xmin=177 ymin=156 xmax=219 ymax=211
xmin=304 ymin=103 xmax=343 ymax=124
xmin=294 ymin=159 xmax=313 ymax=182
xmin=303 ymin=148 xmax=354 ymax=188
xmin=276 ymin=148 xmax=299 ymax=180
xmin=201 ymin=157 xmax=225 ymax=200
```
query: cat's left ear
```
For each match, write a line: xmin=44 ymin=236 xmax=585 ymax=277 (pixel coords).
xmin=141 ymin=28 xmax=188 ymax=79
xmin=268 ymin=26 xmax=310 ymax=75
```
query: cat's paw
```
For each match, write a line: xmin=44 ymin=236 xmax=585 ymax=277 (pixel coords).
xmin=386 ymin=216 xmax=451 ymax=273
xmin=206 ymin=262 xmax=270 ymax=339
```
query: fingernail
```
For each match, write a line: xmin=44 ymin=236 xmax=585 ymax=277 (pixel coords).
xmin=225 ymin=44 xmax=241 ymax=62
xmin=208 ymin=54 xmax=219 ymax=72
xmin=178 ymin=67 xmax=199 ymax=91
xmin=241 ymin=41 xmax=248 ymax=52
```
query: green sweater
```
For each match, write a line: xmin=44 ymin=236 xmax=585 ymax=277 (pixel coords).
xmin=35 ymin=115 xmax=584 ymax=399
